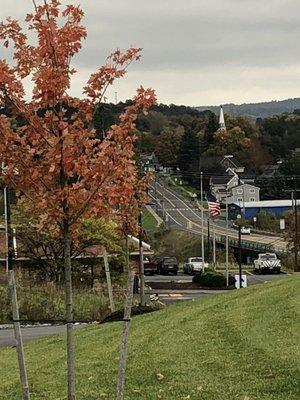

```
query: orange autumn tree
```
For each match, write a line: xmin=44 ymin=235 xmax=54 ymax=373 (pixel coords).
xmin=0 ymin=1 xmax=155 ymax=399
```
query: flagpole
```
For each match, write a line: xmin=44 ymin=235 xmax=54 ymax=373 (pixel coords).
xmin=200 ymin=172 xmax=205 ymax=271
xmin=212 ymin=218 xmax=216 ymax=268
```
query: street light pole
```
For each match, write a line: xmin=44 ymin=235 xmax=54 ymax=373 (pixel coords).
xmin=238 ymin=224 xmax=242 ymax=289
xmin=225 ymin=195 xmax=229 ymax=286
xmin=212 ymin=219 xmax=216 ymax=268
xmin=200 ymin=172 xmax=205 ymax=270
xmin=293 ymin=178 xmax=299 ymax=271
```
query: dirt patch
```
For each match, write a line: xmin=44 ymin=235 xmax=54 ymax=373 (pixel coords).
xmin=101 ymin=305 xmax=161 ymax=323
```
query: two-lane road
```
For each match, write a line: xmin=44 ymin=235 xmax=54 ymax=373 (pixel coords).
xmin=149 ymin=180 xmax=286 ymax=252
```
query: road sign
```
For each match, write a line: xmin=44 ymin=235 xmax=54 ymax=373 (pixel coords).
xmin=235 ymin=275 xmax=247 ymax=289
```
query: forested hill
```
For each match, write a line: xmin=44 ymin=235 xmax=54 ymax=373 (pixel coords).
xmin=195 ymin=97 xmax=300 ymax=119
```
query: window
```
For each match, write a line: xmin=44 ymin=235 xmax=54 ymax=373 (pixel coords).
xmin=237 ymin=197 xmax=243 ymax=202
xmin=237 ymin=189 xmax=243 ymax=194
xmin=250 ymin=197 xmax=255 ymax=201
xmin=249 ymin=189 xmax=255 ymax=194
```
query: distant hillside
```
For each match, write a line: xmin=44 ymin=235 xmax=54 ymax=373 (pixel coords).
xmin=195 ymin=97 xmax=300 ymax=119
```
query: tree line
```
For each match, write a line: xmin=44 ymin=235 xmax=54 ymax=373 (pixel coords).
xmin=93 ymin=102 xmax=300 ymax=196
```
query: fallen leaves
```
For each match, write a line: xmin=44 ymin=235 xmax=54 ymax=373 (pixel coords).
xmin=156 ymin=372 xmax=165 ymax=381
xmin=265 ymin=372 xmax=275 ymax=379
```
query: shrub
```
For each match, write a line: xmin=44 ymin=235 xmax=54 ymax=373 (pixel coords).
xmin=193 ymin=271 xmax=235 ymax=288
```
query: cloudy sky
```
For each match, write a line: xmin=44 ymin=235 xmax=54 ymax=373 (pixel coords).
xmin=1 ymin=0 xmax=300 ymax=106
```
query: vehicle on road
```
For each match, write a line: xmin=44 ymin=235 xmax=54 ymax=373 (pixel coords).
xmin=156 ymin=257 xmax=178 ymax=275
xmin=241 ymin=226 xmax=251 ymax=234
xmin=143 ymin=257 xmax=157 ymax=275
xmin=183 ymin=257 xmax=208 ymax=275
xmin=232 ymin=223 xmax=251 ymax=234
xmin=254 ymin=253 xmax=281 ymax=274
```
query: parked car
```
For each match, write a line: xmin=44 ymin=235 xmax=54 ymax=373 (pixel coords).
xmin=156 ymin=257 xmax=178 ymax=275
xmin=143 ymin=257 xmax=157 ymax=275
xmin=253 ymin=253 xmax=281 ymax=274
xmin=183 ymin=257 xmax=209 ymax=275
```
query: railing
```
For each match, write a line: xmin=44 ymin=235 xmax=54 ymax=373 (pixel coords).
xmin=217 ymin=235 xmax=275 ymax=252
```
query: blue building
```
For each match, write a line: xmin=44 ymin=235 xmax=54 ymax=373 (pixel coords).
xmin=229 ymin=200 xmax=298 ymax=219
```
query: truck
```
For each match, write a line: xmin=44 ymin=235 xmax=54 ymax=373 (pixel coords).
xmin=183 ymin=257 xmax=209 ymax=275
xmin=253 ymin=253 xmax=281 ymax=274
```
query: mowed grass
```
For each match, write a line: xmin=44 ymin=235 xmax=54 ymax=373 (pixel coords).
xmin=0 ymin=276 xmax=299 ymax=400
xmin=142 ymin=208 xmax=159 ymax=230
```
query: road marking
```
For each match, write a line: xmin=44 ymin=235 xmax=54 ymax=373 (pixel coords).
xmin=168 ymin=293 xmax=183 ymax=298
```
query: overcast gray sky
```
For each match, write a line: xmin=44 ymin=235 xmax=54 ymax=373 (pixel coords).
xmin=1 ymin=0 xmax=300 ymax=106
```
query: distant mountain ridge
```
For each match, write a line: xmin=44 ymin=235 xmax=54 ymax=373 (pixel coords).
xmin=195 ymin=97 xmax=300 ymax=119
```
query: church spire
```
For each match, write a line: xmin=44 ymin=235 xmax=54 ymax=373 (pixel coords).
xmin=219 ymin=105 xmax=226 ymax=131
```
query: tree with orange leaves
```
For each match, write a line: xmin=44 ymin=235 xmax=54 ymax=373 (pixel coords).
xmin=0 ymin=1 xmax=155 ymax=399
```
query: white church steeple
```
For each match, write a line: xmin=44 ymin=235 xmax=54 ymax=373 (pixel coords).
xmin=219 ymin=105 xmax=226 ymax=131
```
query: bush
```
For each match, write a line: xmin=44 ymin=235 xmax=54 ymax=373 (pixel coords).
xmin=193 ymin=271 xmax=235 ymax=288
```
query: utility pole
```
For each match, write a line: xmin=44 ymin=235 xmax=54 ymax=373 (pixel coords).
xmin=238 ymin=224 xmax=242 ymax=289
xmin=138 ymin=212 xmax=145 ymax=306
xmin=200 ymin=172 xmax=205 ymax=270
xmin=293 ymin=178 xmax=299 ymax=271
xmin=225 ymin=195 xmax=229 ymax=286
xmin=161 ymin=199 xmax=165 ymax=223
xmin=4 ymin=187 xmax=30 ymax=400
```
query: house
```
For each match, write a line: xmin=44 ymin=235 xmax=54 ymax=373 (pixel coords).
xmin=140 ymin=153 xmax=160 ymax=172
xmin=226 ymin=183 xmax=260 ymax=205
xmin=229 ymin=199 xmax=298 ymax=219
xmin=210 ymin=175 xmax=239 ymax=203
xmin=221 ymin=155 xmax=245 ymax=173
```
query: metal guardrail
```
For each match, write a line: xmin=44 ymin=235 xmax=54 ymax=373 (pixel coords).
xmin=217 ymin=235 xmax=275 ymax=252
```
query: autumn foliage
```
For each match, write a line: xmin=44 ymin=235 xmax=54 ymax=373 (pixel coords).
xmin=0 ymin=0 xmax=156 ymax=235
xmin=0 ymin=2 xmax=155 ymax=398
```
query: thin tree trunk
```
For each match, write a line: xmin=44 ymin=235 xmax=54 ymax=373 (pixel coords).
xmin=4 ymin=185 xmax=30 ymax=400
xmin=138 ymin=212 xmax=145 ymax=306
xmin=8 ymin=271 xmax=30 ymax=400
xmin=103 ymin=250 xmax=115 ymax=312
xmin=63 ymin=224 xmax=75 ymax=400
xmin=116 ymin=236 xmax=135 ymax=400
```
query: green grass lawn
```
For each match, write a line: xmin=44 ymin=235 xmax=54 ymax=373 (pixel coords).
xmin=0 ymin=276 xmax=299 ymax=399
xmin=142 ymin=208 xmax=159 ymax=230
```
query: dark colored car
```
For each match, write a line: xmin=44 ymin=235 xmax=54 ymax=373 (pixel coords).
xmin=156 ymin=257 xmax=178 ymax=275
xmin=143 ymin=257 xmax=157 ymax=275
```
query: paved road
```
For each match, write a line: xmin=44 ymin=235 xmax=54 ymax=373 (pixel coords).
xmin=145 ymin=271 xmax=287 ymax=286
xmin=145 ymin=271 xmax=288 ymax=304
xmin=149 ymin=179 xmax=286 ymax=252
xmin=0 ymin=324 xmax=86 ymax=348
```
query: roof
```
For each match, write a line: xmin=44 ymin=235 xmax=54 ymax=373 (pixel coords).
xmin=211 ymin=176 xmax=232 ymax=185
xmin=221 ymin=156 xmax=243 ymax=169
xmin=233 ymin=200 xmax=299 ymax=208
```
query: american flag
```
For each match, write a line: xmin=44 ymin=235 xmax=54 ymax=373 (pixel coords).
xmin=206 ymin=193 xmax=221 ymax=217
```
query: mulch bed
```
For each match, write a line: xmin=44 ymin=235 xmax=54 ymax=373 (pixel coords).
xmin=101 ymin=305 xmax=160 ymax=324
xmin=147 ymin=282 xmax=235 ymax=291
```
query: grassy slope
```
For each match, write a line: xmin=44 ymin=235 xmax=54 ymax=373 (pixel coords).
xmin=0 ymin=277 xmax=299 ymax=400
xmin=142 ymin=208 xmax=159 ymax=231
